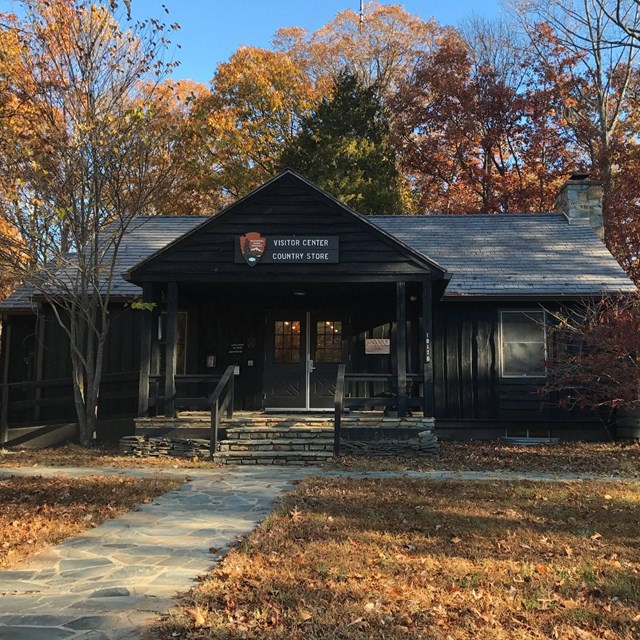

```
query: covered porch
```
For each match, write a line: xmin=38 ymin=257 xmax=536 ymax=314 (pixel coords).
xmin=136 ymin=278 xmax=437 ymax=424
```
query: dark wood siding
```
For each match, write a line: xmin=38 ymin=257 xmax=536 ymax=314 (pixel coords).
xmin=433 ymin=301 xmax=597 ymax=424
xmin=3 ymin=306 xmax=142 ymax=426
xmin=131 ymin=174 xmax=435 ymax=283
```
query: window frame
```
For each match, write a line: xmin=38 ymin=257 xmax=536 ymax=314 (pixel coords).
xmin=499 ymin=309 xmax=547 ymax=379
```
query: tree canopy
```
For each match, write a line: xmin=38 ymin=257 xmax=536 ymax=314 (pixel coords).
xmin=280 ymin=72 xmax=405 ymax=214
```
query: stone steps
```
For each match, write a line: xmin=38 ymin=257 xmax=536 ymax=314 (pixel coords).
xmin=214 ymin=449 xmax=333 ymax=465
xmin=131 ymin=412 xmax=439 ymax=464
xmin=215 ymin=424 xmax=334 ymax=465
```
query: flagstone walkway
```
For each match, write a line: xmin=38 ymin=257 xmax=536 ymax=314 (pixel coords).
xmin=0 ymin=464 xmax=633 ymax=639
xmin=0 ymin=466 xmax=314 ymax=640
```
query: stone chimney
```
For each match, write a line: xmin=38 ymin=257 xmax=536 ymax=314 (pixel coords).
xmin=554 ymin=173 xmax=604 ymax=239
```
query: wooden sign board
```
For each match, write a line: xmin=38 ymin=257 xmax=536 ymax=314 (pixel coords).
xmin=236 ymin=233 xmax=339 ymax=265
xmin=365 ymin=338 xmax=390 ymax=355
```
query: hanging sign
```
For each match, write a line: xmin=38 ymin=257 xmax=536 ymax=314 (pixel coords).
xmin=365 ymin=338 xmax=391 ymax=355
xmin=236 ymin=232 xmax=339 ymax=266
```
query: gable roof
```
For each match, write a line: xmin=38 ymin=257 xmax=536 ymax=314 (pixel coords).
xmin=0 ymin=181 xmax=636 ymax=312
xmin=126 ymin=170 xmax=447 ymax=280
xmin=372 ymin=214 xmax=636 ymax=298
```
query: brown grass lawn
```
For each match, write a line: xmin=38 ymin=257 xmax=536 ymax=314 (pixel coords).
xmin=332 ymin=441 xmax=640 ymax=477
xmin=0 ymin=443 xmax=222 ymax=469
xmin=161 ymin=478 xmax=640 ymax=640
xmin=0 ymin=474 xmax=182 ymax=569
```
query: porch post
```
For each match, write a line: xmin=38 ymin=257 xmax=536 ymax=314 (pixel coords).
xmin=164 ymin=281 xmax=178 ymax=418
xmin=0 ymin=317 xmax=11 ymax=444
xmin=396 ymin=281 xmax=408 ymax=418
xmin=421 ymin=276 xmax=435 ymax=417
xmin=137 ymin=283 xmax=153 ymax=417
xmin=34 ymin=311 xmax=46 ymax=422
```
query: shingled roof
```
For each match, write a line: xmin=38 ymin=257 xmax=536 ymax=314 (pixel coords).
xmin=0 ymin=215 xmax=209 ymax=311
xmin=371 ymin=214 xmax=636 ymax=298
xmin=0 ymin=211 xmax=635 ymax=311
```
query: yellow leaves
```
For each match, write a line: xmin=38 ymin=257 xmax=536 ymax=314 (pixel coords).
xmin=297 ymin=608 xmax=313 ymax=623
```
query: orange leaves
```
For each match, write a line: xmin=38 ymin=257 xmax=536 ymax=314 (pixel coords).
xmin=185 ymin=605 xmax=206 ymax=629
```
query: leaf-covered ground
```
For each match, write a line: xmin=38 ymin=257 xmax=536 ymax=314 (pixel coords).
xmin=0 ymin=444 xmax=222 ymax=469
xmin=331 ymin=441 xmax=640 ymax=477
xmin=2 ymin=441 xmax=640 ymax=476
xmin=161 ymin=478 xmax=640 ymax=640
xmin=0 ymin=474 xmax=182 ymax=568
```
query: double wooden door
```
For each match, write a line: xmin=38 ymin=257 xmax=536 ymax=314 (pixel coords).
xmin=263 ymin=310 xmax=345 ymax=409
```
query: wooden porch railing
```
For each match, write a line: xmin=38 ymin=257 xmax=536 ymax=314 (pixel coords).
xmin=209 ymin=365 xmax=236 ymax=458
xmin=148 ymin=374 xmax=223 ymax=415
xmin=333 ymin=369 xmax=425 ymax=457
xmin=1 ymin=372 xmax=139 ymax=430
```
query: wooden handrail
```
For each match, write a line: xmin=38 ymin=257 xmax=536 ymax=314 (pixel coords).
xmin=209 ymin=365 xmax=236 ymax=458
xmin=334 ymin=364 xmax=346 ymax=457
xmin=6 ymin=371 xmax=139 ymax=389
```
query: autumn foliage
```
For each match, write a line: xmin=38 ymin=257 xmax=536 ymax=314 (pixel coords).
xmin=545 ymin=296 xmax=640 ymax=413
xmin=2 ymin=1 xmax=640 ymax=282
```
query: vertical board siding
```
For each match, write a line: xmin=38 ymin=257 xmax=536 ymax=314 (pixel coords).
xmin=433 ymin=302 xmax=596 ymax=423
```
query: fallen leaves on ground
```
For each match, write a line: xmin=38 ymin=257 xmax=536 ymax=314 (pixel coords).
xmin=0 ymin=443 xmax=223 ymax=469
xmin=159 ymin=478 xmax=640 ymax=640
xmin=0 ymin=474 xmax=182 ymax=568
xmin=331 ymin=441 xmax=640 ymax=476
xmin=3 ymin=441 xmax=640 ymax=475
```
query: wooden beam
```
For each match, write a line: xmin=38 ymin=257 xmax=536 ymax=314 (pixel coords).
xmin=0 ymin=318 xmax=11 ymax=443
xmin=34 ymin=312 xmax=46 ymax=422
xmin=164 ymin=282 xmax=178 ymax=418
xmin=137 ymin=283 xmax=154 ymax=417
xmin=421 ymin=276 xmax=435 ymax=418
xmin=396 ymin=281 xmax=408 ymax=418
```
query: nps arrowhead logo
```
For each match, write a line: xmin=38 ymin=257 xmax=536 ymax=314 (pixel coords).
xmin=239 ymin=232 xmax=267 ymax=267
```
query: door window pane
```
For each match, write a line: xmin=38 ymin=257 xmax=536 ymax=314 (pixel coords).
xmin=274 ymin=320 xmax=301 ymax=363
xmin=500 ymin=311 xmax=546 ymax=377
xmin=316 ymin=320 xmax=342 ymax=363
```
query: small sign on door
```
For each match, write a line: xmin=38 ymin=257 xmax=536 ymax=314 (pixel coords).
xmin=365 ymin=338 xmax=390 ymax=354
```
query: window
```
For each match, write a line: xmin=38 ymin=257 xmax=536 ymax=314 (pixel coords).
xmin=316 ymin=320 xmax=342 ymax=363
xmin=274 ymin=320 xmax=301 ymax=363
xmin=500 ymin=310 xmax=546 ymax=378
xmin=159 ymin=312 xmax=188 ymax=375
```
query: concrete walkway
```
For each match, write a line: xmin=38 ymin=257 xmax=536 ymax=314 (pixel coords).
xmin=0 ymin=466 xmax=314 ymax=640
xmin=0 ymin=465 xmax=634 ymax=639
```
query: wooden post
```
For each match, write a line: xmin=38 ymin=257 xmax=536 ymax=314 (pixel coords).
xmin=164 ymin=282 xmax=178 ymax=418
xmin=210 ymin=398 xmax=219 ymax=458
xmin=0 ymin=318 xmax=11 ymax=444
xmin=396 ymin=281 xmax=408 ymax=418
xmin=421 ymin=276 xmax=435 ymax=418
xmin=137 ymin=283 xmax=153 ymax=417
xmin=34 ymin=312 xmax=46 ymax=422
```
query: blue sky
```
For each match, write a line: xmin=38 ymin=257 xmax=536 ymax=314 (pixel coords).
xmin=129 ymin=0 xmax=503 ymax=84
xmin=0 ymin=1 xmax=504 ymax=83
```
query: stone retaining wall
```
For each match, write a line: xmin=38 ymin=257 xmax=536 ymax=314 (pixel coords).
xmin=119 ymin=435 xmax=210 ymax=458
xmin=340 ymin=430 xmax=439 ymax=459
